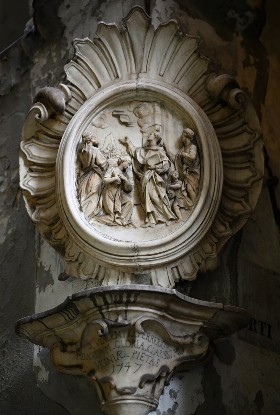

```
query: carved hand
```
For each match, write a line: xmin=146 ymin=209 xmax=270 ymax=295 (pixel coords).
xmin=119 ymin=136 xmax=129 ymax=146
xmin=119 ymin=174 xmax=127 ymax=182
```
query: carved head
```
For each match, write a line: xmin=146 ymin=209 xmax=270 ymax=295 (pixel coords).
xmin=146 ymin=129 xmax=162 ymax=147
xmin=133 ymin=102 xmax=153 ymax=118
xmin=117 ymin=157 xmax=130 ymax=170
xmin=154 ymin=126 xmax=162 ymax=141
xmin=169 ymin=170 xmax=179 ymax=181
xmin=82 ymin=131 xmax=98 ymax=147
xmin=181 ymin=128 xmax=195 ymax=145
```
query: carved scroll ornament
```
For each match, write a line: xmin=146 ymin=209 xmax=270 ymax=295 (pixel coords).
xmin=20 ymin=7 xmax=263 ymax=286
xmin=16 ymin=285 xmax=250 ymax=415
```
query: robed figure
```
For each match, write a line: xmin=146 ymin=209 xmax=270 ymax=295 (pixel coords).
xmin=77 ymin=132 xmax=108 ymax=218
xmin=175 ymin=128 xmax=200 ymax=203
xmin=120 ymin=131 xmax=176 ymax=227
xmin=97 ymin=157 xmax=133 ymax=226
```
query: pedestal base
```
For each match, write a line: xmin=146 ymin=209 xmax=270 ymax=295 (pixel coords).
xmin=16 ymin=285 xmax=250 ymax=415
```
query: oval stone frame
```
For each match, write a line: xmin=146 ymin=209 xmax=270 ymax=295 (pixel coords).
xmin=58 ymin=80 xmax=222 ymax=270
xmin=20 ymin=7 xmax=263 ymax=286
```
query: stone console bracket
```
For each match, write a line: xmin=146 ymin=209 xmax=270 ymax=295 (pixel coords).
xmin=16 ymin=285 xmax=250 ymax=415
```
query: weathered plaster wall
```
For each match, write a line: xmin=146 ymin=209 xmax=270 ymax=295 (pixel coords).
xmin=0 ymin=0 xmax=279 ymax=414
xmin=0 ymin=0 xmax=30 ymax=51
xmin=0 ymin=10 xmax=69 ymax=414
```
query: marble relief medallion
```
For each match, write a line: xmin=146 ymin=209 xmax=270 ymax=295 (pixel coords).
xmin=76 ymin=100 xmax=200 ymax=240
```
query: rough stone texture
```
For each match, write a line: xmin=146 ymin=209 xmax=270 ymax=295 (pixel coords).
xmin=0 ymin=26 xmax=69 ymax=415
xmin=0 ymin=0 xmax=279 ymax=414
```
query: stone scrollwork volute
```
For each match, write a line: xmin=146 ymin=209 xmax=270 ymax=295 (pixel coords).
xmin=16 ymin=286 xmax=250 ymax=415
xmin=20 ymin=7 xmax=263 ymax=287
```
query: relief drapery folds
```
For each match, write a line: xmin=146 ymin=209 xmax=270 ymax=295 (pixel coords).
xmin=75 ymin=105 xmax=200 ymax=229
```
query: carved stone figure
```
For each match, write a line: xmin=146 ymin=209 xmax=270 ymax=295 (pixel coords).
xmin=175 ymin=128 xmax=200 ymax=203
xmin=77 ymin=131 xmax=108 ymax=218
xmin=167 ymin=170 xmax=193 ymax=220
xmin=96 ymin=157 xmax=133 ymax=226
xmin=120 ymin=131 xmax=177 ymax=227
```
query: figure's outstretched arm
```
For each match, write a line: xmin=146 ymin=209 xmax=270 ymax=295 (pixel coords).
xmin=119 ymin=136 xmax=135 ymax=157
xmin=103 ymin=176 xmax=121 ymax=185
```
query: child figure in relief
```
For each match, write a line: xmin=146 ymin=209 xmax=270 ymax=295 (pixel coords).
xmin=167 ymin=170 xmax=193 ymax=221
xmin=175 ymin=128 xmax=200 ymax=203
xmin=97 ymin=157 xmax=133 ymax=226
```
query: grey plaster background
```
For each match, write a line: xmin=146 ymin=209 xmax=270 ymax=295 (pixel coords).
xmin=0 ymin=1 xmax=279 ymax=414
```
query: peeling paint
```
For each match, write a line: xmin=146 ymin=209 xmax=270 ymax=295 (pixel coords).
xmin=37 ymin=237 xmax=63 ymax=280
xmin=162 ymin=401 xmax=179 ymax=415
xmin=169 ymin=388 xmax=178 ymax=400
xmin=152 ymin=0 xmax=179 ymax=27
xmin=194 ymin=362 xmax=226 ymax=415
xmin=35 ymin=236 xmax=99 ymax=313
xmin=150 ymin=367 xmax=205 ymax=415
xmin=34 ymin=347 xmax=50 ymax=383
xmin=36 ymin=262 xmax=55 ymax=292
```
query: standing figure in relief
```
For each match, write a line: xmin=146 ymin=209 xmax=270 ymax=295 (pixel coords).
xmin=167 ymin=170 xmax=193 ymax=221
xmin=120 ymin=131 xmax=177 ymax=227
xmin=77 ymin=131 xmax=108 ymax=218
xmin=175 ymin=128 xmax=200 ymax=203
xmin=97 ymin=157 xmax=133 ymax=226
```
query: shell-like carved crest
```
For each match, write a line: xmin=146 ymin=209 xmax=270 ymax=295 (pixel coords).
xmin=20 ymin=7 xmax=263 ymax=287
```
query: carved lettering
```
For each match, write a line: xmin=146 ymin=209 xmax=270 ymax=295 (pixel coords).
xmin=248 ymin=318 xmax=272 ymax=339
xmin=76 ymin=330 xmax=185 ymax=372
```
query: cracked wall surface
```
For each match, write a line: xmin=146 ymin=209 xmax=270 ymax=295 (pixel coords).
xmin=0 ymin=0 xmax=280 ymax=414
